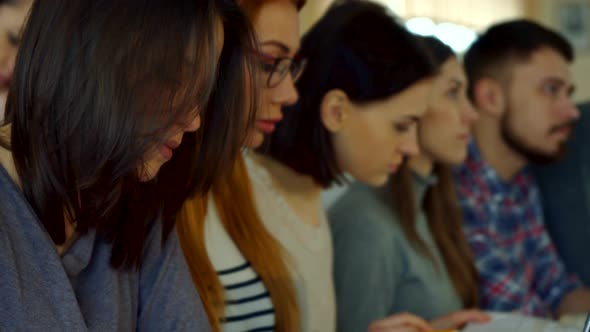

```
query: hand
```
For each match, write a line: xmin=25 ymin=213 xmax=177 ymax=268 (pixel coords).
xmin=368 ymin=312 xmax=433 ymax=332
xmin=430 ymin=309 xmax=490 ymax=330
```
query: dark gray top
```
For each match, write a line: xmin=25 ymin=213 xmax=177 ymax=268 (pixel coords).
xmin=533 ymin=101 xmax=590 ymax=286
xmin=0 ymin=164 xmax=211 ymax=331
xmin=329 ymin=174 xmax=462 ymax=332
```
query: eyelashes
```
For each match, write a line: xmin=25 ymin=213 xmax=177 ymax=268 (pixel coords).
xmin=6 ymin=31 xmax=20 ymax=46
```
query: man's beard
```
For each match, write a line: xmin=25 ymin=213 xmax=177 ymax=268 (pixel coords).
xmin=500 ymin=112 xmax=573 ymax=165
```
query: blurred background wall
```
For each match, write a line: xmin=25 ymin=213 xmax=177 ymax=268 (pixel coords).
xmin=300 ymin=0 xmax=590 ymax=103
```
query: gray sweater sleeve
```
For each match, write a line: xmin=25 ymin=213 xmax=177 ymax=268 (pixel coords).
xmin=329 ymin=185 xmax=403 ymax=332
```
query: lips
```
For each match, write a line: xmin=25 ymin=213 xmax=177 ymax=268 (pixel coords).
xmin=165 ymin=140 xmax=180 ymax=150
xmin=388 ymin=163 xmax=400 ymax=173
xmin=552 ymin=127 xmax=572 ymax=141
xmin=256 ymin=119 xmax=282 ymax=134
xmin=159 ymin=140 xmax=180 ymax=160
xmin=457 ymin=133 xmax=470 ymax=141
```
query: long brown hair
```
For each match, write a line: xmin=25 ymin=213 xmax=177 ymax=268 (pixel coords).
xmin=177 ymin=155 xmax=299 ymax=331
xmin=391 ymin=163 xmax=480 ymax=308
xmin=178 ymin=2 xmax=306 ymax=329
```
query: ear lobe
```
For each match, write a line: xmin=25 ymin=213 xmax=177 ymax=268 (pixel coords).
xmin=473 ymin=78 xmax=505 ymax=117
xmin=320 ymin=89 xmax=349 ymax=133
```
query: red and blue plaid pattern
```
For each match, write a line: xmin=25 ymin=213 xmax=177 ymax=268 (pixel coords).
xmin=454 ymin=143 xmax=582 ymax=317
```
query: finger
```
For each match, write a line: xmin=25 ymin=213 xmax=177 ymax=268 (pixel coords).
xmin=433 ymin=309 xmax=491 ymax=329
xmin=370 ymin=312 xmax=433 ymax=332
xmin=371 ymin=327 xmax=421 ymax=332
xmin=369 ymin=325 xmax=421 ymax=332
xmin=450 ymin=309 xmax=491 ymax=323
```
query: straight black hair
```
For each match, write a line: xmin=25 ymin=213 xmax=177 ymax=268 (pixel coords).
xmin=1 ymin=0 xmax=258 ymax=268
xmin=267 ymin=0 xmax=437 ymax=187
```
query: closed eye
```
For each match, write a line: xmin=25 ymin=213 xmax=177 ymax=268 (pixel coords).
xmin=7 ymin=31 xmax=20 ymax=46
xmin=447 ymin=87 xmax=460 ymax=99
xmin=394 ymin=121 xmax=416 ymax=133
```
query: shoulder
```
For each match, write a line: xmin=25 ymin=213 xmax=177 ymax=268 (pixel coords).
xmin=329 ymin=182 xmax=400 ymax=248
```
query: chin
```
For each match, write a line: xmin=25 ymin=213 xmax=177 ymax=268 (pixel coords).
xmin=359 ymin=173 xmax=389 ymax=187
xmin=448 ymin=153 xmax=468 ymax=166
xmin=139 ymin=161 xmax=164 ymax=182
xmin=245 ymin=130 xmax=264 ymax=149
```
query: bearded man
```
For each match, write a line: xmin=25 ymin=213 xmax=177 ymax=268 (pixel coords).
xmin=454 ymin=19 xmax=590 ymax=319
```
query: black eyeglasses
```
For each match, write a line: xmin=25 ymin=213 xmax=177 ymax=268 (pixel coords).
xmin=255 ymin=51 xmax=307 ymax=88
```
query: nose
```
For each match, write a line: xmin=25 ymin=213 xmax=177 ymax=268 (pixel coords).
xmin=462 ymin=100 xmax=479 ymax=125
xmin=399 ymin=130 xmax=420 ymax=157
xmin=272 ymin=73 xmax=299 ymax=107
xmin=185 ymin=114 xmax=201 ymax=132
xmin=0 ymin=46 xmax=16 ymax=82
xmin=562 ymin=99 xmax=580 ymax=121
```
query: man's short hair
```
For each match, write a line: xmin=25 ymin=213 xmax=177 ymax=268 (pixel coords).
xmin=464 ymin=19 xmax=574 ymax=101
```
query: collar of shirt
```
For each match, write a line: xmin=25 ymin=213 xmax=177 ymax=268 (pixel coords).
xmin=463 ymin=141 xmax=535 ymax=202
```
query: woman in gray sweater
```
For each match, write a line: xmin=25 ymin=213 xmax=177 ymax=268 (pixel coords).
xmin=330 ymin=37 xmax=489 ymax=332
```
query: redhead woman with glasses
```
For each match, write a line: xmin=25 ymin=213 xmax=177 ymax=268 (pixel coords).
xmin=177 ymin=1 xmax=306 ymax=331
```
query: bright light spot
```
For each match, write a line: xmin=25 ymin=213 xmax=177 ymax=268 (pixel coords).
xmin=405 ymin=17 xmax=436 ymax=36
xmin=406 ymin=17 xmax=477 ymax=53
xmin=434 ymin=22 xmax=478 ymax=53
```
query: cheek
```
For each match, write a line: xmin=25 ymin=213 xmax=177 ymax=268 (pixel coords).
xmin=0 ymin=46 xmax=15 ymax=74
xmin=420 ymin=113 xmax=462 ymax=157
xmin=257 ymin=89 xmax=274 ymax=119
xmin=508 ymin=97 xmax=548 ymax=136
xmin=506 ymin=107 xmax=546 ymax=142
xmin=336 ymin=123 xmax=392 ymax=180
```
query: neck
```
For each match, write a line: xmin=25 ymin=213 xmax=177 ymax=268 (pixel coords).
xmin=250 ymin=152 xmax=322 ymax=200
xmin=472 ymin=117 xmax=527 ymax=181
xmin=408 ymin=153 xmax=434 ymax=178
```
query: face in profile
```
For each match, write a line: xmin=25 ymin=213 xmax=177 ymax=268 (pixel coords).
xmin=500 ymin=47 xmax=579 ymax=164
xmin=244 ymin=0 xmax=302 ymax=149
xmin=418 ymin=58 xmax=478 ymax=166
xmin=328 ymin=78 xmax=435 ymax=186
xmin=0 ymin=0 xmax=32 ymax=116
xmin=140 ymin=20 xmax=225 ymax=181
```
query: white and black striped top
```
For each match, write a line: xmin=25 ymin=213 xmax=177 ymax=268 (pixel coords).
xmin=205 ymin=198 xmax=276 ymax=332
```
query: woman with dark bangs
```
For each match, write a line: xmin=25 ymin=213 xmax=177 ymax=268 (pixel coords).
xmin=330 ymin=36 xmax=490 ymax=332
xmin=250 ymin=1 xmax=439 ymax=331
xmin=0 ymin=0 xmax=257 ymax=330
xmin=177 ymin=0 xmax=307 ymax=331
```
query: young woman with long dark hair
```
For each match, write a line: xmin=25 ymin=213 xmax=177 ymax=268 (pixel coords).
xmin=0 ymin=0 xmax=258 ymax=330
xmin=330 ymin=36 xmax=489 ymax=332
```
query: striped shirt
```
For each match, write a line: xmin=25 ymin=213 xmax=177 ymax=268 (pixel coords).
xmin=205 ymin=198 xmax=276 ymax=332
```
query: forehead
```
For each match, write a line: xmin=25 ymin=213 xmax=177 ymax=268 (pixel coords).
xmin=368 ymin=78 xmax=435 ymax=118
xmin=510 ymin=47 xmax=572 ymax=86
xmin=435 ymin=58 xmax=465 ymax=86
xmin=253 ymin=1 xmax=300 ymax=55
xmin=440 ymin=58 xmax=464 ymax=79
xmin=0 ymin=1 xmax=31 ymax=31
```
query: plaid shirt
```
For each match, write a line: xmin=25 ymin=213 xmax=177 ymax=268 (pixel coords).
xmin=454 ymin=143 xmax=582 ymax=317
